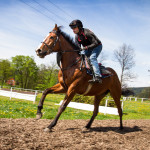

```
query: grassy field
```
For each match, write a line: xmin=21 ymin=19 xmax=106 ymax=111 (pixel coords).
xmin=0 ymin=93 xmax=150 ymax=120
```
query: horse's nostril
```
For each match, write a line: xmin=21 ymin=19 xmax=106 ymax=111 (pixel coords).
xmin=36 ymin=49 xmax=42 ymax=54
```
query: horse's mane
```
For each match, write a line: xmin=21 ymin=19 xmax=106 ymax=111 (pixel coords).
xmin=58 ymin=28 xmax=80 ymax=50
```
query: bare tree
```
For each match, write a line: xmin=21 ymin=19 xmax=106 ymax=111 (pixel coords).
xmin=113 ymin=43 xmax=135 ymax=88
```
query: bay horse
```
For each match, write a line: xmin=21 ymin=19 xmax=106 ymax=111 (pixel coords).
xmin=36 ymin=24 xmax=123 ymax=132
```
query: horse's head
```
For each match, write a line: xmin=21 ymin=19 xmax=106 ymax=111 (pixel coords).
xmin=36 ymin=24 xmax=61 ymax=58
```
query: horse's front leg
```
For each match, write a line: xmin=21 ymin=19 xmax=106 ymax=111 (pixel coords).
xmin=36 ymin=83 xmax=66 ymax=119
xmin=44 ymin=88 xmax=76 ymax=132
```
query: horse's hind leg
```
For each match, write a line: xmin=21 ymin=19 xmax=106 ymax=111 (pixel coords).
xmin=85 ymin=93 xmax=106 ymax=129
xmin=110 ymin=89 xmax=123 ymax=129
xmin=36 ymin=83 xmax=66 ymax=119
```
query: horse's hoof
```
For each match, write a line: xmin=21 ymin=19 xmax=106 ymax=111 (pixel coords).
xmin=44 ymin=128 xmax=52 ymax=132
xmin=36 ymin=113 xmax=42 ymax=120
xmin=120 ymin=126 xmax=124 ymax=130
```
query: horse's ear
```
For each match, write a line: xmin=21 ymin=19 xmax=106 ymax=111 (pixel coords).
xmin=53 ymin=24 xmax=58 ymax=31
xmin=55 ymin=24 xmax=57 ymax=29
xmin=53 ymin=24 xmax=63 ymax=35
xmin=52 ymin=24 xmax=58 ymax=31
xmin=53 ymin=24 xmax=63 ymax=31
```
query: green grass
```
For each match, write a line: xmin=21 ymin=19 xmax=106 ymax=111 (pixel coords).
xmin=0 ymin=94 xmax=150 ymax=120
xmin=123 ymin=101 xmax=150 ymax=119
xmin=0 ymin=96 xmax=37 ymax=118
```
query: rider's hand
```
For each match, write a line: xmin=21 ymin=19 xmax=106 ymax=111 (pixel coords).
xmin=81 ymin=46 xmax=88 ymax=50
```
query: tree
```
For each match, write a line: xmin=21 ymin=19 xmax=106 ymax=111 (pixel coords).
xmin=113 ymin=43 xmax=135 ymax=88
xmin=137 ymin=87 xmax=150 ymax=98
xmin=0 ymin=59 xmax=13 ymax=87
xmin=36 ymin=62 xmax=59 ymax=90
xmin=11 ymin=55 xmax=38 ymax=89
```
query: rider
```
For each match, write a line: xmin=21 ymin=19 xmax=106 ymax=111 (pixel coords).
xmin=69 ymin=19 xmax=103 ymax=83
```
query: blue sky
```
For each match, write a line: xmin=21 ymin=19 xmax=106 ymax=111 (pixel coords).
xmin=0 ymin=0 xmax=150 ymax=87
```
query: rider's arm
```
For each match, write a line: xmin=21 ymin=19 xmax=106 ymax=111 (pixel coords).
xmin=85 ymin=29 xmax=101 ymax=50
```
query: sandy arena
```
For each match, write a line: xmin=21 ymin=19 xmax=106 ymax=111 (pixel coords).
xmin=0 ymin=119 xmax=150 ymax=150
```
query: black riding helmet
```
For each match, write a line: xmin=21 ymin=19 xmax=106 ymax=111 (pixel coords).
xmin=69 ymin=20 xmax=83 ymax=29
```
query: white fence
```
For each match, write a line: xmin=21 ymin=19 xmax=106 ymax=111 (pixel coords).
xmin=56 ymin=99 xmax=124 ymax=115
xmin=0 ymin=87 xmax=38 ymax=102
xmin=123 ymin=96 xmax=150 ymax=102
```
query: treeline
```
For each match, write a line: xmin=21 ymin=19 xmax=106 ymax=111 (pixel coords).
xmin=130 ymin=87 xmax=150 ymax=98
xmin=0 ymin=55 xmax=59 ymax=90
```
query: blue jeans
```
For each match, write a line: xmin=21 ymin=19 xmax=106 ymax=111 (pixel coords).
xmin=82 ymin=45 xmax=102 ymax=77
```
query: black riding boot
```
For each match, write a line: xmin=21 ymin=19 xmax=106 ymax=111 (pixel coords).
xmin=88 ymin=76 xmax=102 ymax=83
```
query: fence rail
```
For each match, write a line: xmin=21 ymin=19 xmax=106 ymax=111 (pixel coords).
xmin=56 ymin=99 xmax=124 ymax=115
xmin=0 ymin=87 xmax=39 ymax=102
xmin=123 ymin=96 xmax=150 ymax=102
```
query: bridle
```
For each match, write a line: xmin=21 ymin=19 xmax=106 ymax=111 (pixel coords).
xmin=41 ymin=30 xmax=60 ymax=55
xmin=42 ymin=30 xmax=81 ymax=54
xmin=41 ymin=29 xmax=83 ymax=70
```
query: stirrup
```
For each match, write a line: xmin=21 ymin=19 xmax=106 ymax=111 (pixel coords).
xmin=88 ymin=76 xmax=102 ymax=83
xmin=95 ymin=76 xmax=102 ymax=83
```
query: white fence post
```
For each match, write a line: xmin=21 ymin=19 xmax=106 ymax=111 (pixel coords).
xmin=10 ymin=87 xmax=12 ymax=100
xmin=105 ymin=99 xmax=108 ymax=115
xmin=123 ymin=97 xmax=127 ymax=101
xmin=0 ymin=87 xmax=38 ymax=102
xmin=34 ymin=90 xmax=38 ymax=103
xmin=121 ymin=100 xmax=124 ymax=111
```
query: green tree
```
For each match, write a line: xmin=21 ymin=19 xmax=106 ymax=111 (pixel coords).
xmin=137 ymin=87 xmax=150 ymax=98
xmin=11 ymin=55 xmax=38 ymax=89
xmin=36 ymin=63 xmax=59 ymax=90
xmin=0 ymin=59 xmax=13 ymax=87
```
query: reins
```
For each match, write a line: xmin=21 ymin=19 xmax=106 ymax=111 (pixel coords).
xmin=61 ymin=49 xmax=81 ymax=53
xmin=57 ymin=52 xmax=83 ymax=90
xmin=42 ymin=30 xmax=84 ymax=90
xmin=57 ymin=54 xmax=82 ymax=71
xmin=43 ymin=31 xmax=82 ymax=70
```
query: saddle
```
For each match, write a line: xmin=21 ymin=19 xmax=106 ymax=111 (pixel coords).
xmin=57 ymin=52 xmax=112 ymax=79
xmin=83 ymin=55 xmax=112 ymax=78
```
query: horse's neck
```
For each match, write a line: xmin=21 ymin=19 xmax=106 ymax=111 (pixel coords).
xmin=60 ymin=35 xmax=80 ymax=68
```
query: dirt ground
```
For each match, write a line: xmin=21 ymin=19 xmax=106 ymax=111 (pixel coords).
xmin=0 ymin=119 xmax=150 ymax=150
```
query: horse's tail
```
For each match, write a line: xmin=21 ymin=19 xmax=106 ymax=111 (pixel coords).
xmin=106 ymin=67 xmax=134 ymax=96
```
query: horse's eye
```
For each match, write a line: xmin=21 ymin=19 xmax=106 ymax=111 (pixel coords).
xmin=50 ymin=36 xmax=54 ymax=39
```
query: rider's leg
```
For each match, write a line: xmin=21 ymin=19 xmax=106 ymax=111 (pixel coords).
xmin=82 ymin=45 xmax=102 ymax=82
xmin=81 ymin=49 xmax=91 ymax=69
xmin=89 ymin=45 xmax=102 ymax=82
